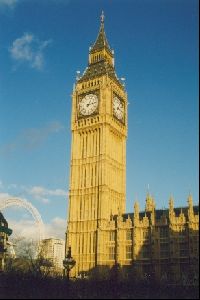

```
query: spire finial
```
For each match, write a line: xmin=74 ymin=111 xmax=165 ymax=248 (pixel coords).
xmin=101 ymin=11 xmax=105 ymax=23
xmin=147 ymin=183 xmax=150 ymax=195
xmin=188 ymin=193 xmax=193 ymax=207
xmin=169 ymin=195 xmax=174 ymax=209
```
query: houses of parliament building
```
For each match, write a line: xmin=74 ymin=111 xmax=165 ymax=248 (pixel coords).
xmin=66 ymin=13 xmax=199 ymax=282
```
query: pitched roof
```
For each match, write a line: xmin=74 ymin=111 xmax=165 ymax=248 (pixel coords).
xmin=90 ymin=15 xmax=112 ymax=55
xmin=78 ymin=60 xmax=122 ymax=87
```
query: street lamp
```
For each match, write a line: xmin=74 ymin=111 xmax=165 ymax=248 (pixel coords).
xmin=63 ymin=246 xmax=76 ymax=279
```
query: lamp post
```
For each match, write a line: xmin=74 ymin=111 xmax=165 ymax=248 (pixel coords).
xmin=63 ymin=247 xmax=76 ymax=280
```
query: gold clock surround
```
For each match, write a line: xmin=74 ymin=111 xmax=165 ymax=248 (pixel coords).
xmin=77 ymin=90 xmax=100 ymax=119
xmin=113 ymin=93 xmax=125 ymax=124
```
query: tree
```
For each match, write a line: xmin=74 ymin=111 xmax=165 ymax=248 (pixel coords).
xmin=5 ymin=236 xmax=53 ymax=277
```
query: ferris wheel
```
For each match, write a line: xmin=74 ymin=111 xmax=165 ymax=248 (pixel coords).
xmin=0 ymin=197 xmax=45 ymax=242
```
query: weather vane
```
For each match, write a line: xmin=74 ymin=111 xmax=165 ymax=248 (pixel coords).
xmin=101 ymin=11 xmax=105 ymax=23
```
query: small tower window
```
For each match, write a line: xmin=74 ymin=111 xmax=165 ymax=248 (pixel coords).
xmin=126 ymin=230 xmax=132 ymax=240
xmin=109 ymin=231 xmax=115 ymax=241
xmin=126 ymin=245 xmax=132 ymax=260
xmin=108 ymin=246 xmax=115 ymax=260
xmin=160 ymin=227 xmax=169 ymax=238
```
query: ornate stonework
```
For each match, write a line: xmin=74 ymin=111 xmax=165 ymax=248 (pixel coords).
xmin=66 ymin=15 xmax=199 ymax=283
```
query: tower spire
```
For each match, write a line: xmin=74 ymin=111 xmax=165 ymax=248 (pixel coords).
xmin=77 ymin=12 xmax=124 ymax=89
xmin=90 ymin=11 xmax=111 ymax=54
xmin=100 ymin=11 xmax=105 ymax=24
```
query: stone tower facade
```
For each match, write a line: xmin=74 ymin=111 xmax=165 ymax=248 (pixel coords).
xmin=66 ymin=14 xmax=199 ymax=282
xmin=66 ymin=13 xmax=127 ymax=276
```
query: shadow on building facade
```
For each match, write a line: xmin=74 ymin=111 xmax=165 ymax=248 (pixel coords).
xmin=72 ymin=194 xmax=199 ymax=286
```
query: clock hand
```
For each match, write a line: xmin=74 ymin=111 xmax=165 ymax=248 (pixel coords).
xmin=86 ymin=99 xmax=91 ymax=107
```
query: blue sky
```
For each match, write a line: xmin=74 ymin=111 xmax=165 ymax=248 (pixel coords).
xmin=0 ymin=0 xmax=199 ymax=239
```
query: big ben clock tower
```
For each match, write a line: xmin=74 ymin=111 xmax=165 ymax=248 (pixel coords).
xmin=66 ymin=12 xmax=127 ymax=276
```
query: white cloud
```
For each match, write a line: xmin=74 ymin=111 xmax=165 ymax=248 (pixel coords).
xmin=9 ymin=219 xmax=37 ymax=240
xmin=0 ymin=0 xmax=18 ymax=7
xmin=22 ymin=121 xmax=64 ymax=149
xmin=0 ymin=192 xmax=12 ymax=200
xmin=0 ymin=0 xmax=71 ymax=8
xmin=0 ymin=193 xmax=26 ymax=214
xmin=0 ymin=182 xmax=67 ymax=205
xmin=0 ymin=121 xmax=64 ymax=155
xmin=9 ymin=32 xmax=52 ymax=70
xmin=0 ymin=194 xmax=34 ymax=217
xmin=9 ymin=216 xmax=66 ymax=241
xmin=7 ymin=183 xmax=17 ymax=189
xmin=29 ymin=186 xmax=66 ymax=197
xmin=45 ymin=217 xmax=66 ymax=239
xmin=0 ymin=180 xmax=3 ymax=189
xmin=0 ymin=187 xmax=67 ymax=240
xmin=0 ymin=194 xmax=55 ymax=240
xmin=25 ymin=185 xmax=66 ymax=204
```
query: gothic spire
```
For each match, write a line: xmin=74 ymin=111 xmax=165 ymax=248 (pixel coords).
xmin=78 ymin=12 xmax=123 ymax=88
xmin=90 ymin=11 xmax=112 ymax=55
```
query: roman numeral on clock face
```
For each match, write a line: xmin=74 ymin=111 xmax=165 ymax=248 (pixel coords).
xmin=79 ymin=94 xmax=98 ymax=116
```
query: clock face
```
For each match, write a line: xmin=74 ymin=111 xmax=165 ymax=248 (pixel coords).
xmin=79 ymin=94 xmax=98 ymax=116
xmin=113 ymin=96 xmax=124 ymax=121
